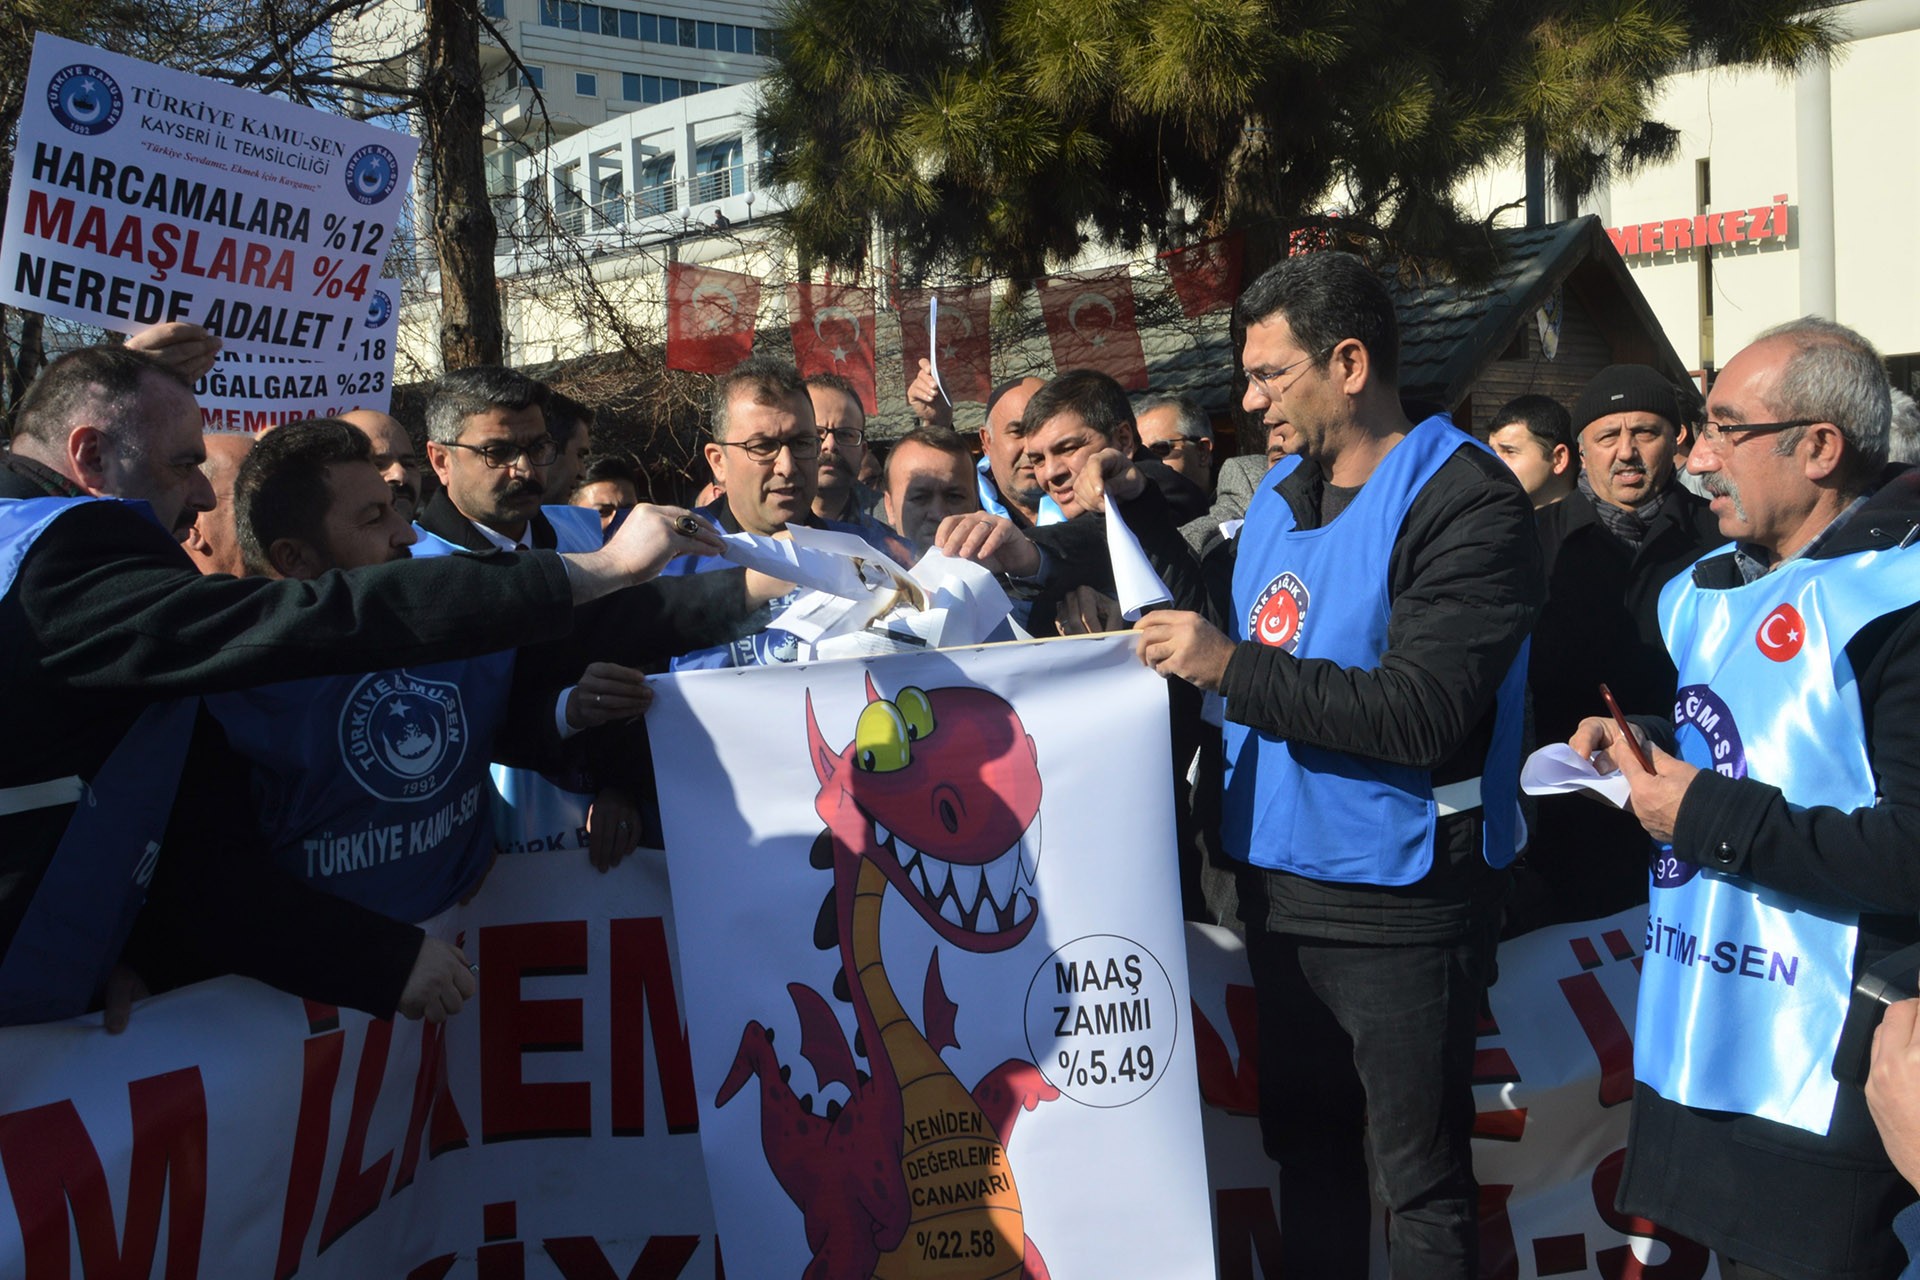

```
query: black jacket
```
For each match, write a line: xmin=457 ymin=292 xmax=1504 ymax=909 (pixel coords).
xmin=1515 ymin=487 xmax=1725 ymax=927
xmin=1618 ymin=466 xmax=1920 ymax=1280
xmin=1138 ymin=441 xmax=1544 ymax=942
xmin=0 ymin=456 xmax=578 ymax=1016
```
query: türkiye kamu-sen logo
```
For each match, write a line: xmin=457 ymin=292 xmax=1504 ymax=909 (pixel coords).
xmin=340 ymin=671 xmax=467 ymax=801
xmin=345 ymin=144 xmax=399 ymax=205
xmin=1656 ymin=684 xmax=1749 ymax=889
xmin=47 ymin=64 xmax=122 ymax=136
xmin=1248 ymin=571 xmax=1310 ymax=652
xmin=365 ymin=289 xmax=394 ymax=330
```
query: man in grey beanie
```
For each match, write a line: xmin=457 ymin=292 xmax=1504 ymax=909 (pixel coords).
xmin=1512 ymin=364 xmax=1725 ymax=931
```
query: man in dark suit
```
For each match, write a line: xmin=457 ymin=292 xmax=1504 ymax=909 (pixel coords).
xmin=1514 ymin=363 xmax=1724 ymax=930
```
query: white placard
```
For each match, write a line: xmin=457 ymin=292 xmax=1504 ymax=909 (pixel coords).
xmin=2 ymin=35 xmax=417 ymax=359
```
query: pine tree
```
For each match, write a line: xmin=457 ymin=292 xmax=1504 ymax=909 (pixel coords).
xmin=755 ymin=0 xmax=1836 ymax=281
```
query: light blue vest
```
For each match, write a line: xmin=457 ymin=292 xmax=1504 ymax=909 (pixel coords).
xmin=0 ymin=497 xmax=199 ymax=1024
xmin=1638 ymin=541 xmax=1920 ymax=1134
xmin=975 ymin=456 xmax=1066 ymax=527
xmin=410 ymin=505 xmax=606 ymax=857
xmin=1221 ymin=417 xmax=1527 ymax=884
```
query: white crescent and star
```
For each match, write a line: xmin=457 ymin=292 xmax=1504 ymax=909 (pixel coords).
xmin=688 ymin=282 xmax=741 ymax=333
xmin=1065 ymin=292 xmax=1118 ymax=347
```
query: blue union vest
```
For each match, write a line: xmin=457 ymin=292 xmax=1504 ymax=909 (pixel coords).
xmin=412 ymin=504 xmax=606 ymax=856
xmin=0 ymin=497 xmax=198 ymax=1025
xmin=206 ymin=652 xmax=512 ymax=922
xmin=1638 ymin=541 xmax=1920 ymax=1134
xmin=1221 ymin=417 xmax=1527 ymax=884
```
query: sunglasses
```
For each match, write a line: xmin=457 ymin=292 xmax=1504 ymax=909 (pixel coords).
xmin=1143 ymin=435 xmax=1207 ymax=458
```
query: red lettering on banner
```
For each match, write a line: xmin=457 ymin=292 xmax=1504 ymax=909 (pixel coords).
xmin=408 ymin=1257 xmax=458 ymax=1280
xmin=1558 ymin=964 xmax=1636 ymax=1108
xmin=1643 ymin=221 xmax=1663 ymax=254
xmin=22 ymin=191 xmax=76 ymax=241
xmin=545 ymin=1233 xmax=702 ymax=1279
xmin=481 ymin=921 xmax=592 ymax=1142
xmin=1212 ymin=1186 xmax=1282 ymax=1280
xmin=1478 ymin=1183 xmax=1519 ymax=1280
xmin=479 ymin=1199 xmax=525 ymax=1280
xmin=275 ymin=1028 xmax=345 ymax=1280
xmin=391 ymin=1017 xmax=471 ymax=1194
xmin=1190 ymin=984 xmax=1260 ymax=1115
xmin=1590 ymin=1148 xmax=1710 ymax=1278
xmin=1662 ymin=219 xmax=1693 ymax=251
xmin=1607 ymin=224 xmax=1640 ymax=256
xmin=610 ymin=916 xmax=699 ymax=1136
xmin=0 ymin=1066 xmax=208 ymax=1280
xmin=1772 ymin=194 xmax=1791 ymax=241
xmin=318 ymin=1018 xmax=395 ymax=1252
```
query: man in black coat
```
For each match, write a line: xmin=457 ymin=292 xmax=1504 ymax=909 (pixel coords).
xmin=1514 ymin=364 xmax=1724 ymax=930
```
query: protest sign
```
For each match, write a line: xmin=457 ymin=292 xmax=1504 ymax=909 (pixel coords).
xmin=1 ymin=35 xmax=416 ymax=360
xmin=194 ymin=286 xmax=398 ymax=432
xmin=0 ymin=839 xmax=1692 ymax=1276
xmin=649 ymin=634 xmax=1218 ymax=1279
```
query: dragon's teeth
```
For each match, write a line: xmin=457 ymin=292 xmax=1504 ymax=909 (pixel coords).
xmin=1019 ymin=820 xmax=1041 ymax=884
xmin=873 ymin=821 xmax=891 ymax=847
xmin=950 ymin=861 xmax=983 ymax=909
xmin=1012 ymin=890 xmax=1035 ymax=924
xmin=920 ymin=852 xmax=950 ymax=897
xmin=939 ymin=896 xmax=964 ymax=928
xmin=983 ymin=844 xmax=1018 ymax=909
xmin=895 ymin=834 xmax=919 ymax=867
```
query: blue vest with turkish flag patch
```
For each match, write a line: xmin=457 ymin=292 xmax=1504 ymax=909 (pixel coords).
xmin=1220 ymin=416 xmax=1527 ymax=884
xmin=1638 ymin=541 xmax=1920 ymax=1134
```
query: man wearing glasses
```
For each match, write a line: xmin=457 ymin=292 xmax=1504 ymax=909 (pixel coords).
xmin=416 ymin=367 xmax=606 ymax=556
xmin=1134 ymin=393 xmax=1215 ymax=492
xmin=1119 ymin=252 xmax=1542 ymax=1279
xmin=1570 ymin=319 xmax=1920 ymax=1280
xmin=806 ymin=372 xmax=889 ymax=535
xmin=664 ymin=357 xmax=908 ymax=669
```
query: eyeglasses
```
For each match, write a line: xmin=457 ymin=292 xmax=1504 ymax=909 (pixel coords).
xmin=818 ymin=427 xmax=866 ymax=448
xmin=1245 ymin=345 xmax=1337 ymax=396
xmin=443 ymin=438 xmax=560 ymax=469
xmin=1143 ymin=436 xmax=1207 ymax=458
xmin=719 ymin=435 xmax=821 ymax=463
xmin=1697 ymin=418 xmax=1821 ymax=446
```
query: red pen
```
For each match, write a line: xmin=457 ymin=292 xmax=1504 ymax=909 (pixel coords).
xmin=1599 ymin=683 xmax=1654 ymax=773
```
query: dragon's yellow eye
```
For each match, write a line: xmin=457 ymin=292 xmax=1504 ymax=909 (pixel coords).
xmin=896 ymin=686 xmax=936 ymax=742
xmin=854 ymin=700 xmax=912 ymax=772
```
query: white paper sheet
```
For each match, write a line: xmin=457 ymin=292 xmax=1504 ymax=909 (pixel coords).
xmin=1106 ymin=500 xmax=1172 ymax=619
xmin=1520 ymin=742 xmax=1632 ymax=809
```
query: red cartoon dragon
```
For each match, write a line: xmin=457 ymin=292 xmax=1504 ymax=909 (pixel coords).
xmin=716 ymin=675 xmax=1058 ymax=1280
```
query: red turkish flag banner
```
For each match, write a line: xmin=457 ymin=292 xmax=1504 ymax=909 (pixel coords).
xmin=1160 ymin=233 xmax=1245 ymax=318
xmin=666 ymin=263 xmax=761 ymax=374
xmin=1036 ymin=269 xmax=1149 ymax=390
xmin=895 ymin=285 xmax=994 ymax=406
xmin=789 ymin=282 xmax=877 ymax=412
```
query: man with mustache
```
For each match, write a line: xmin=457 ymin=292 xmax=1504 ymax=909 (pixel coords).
xmin=341 ymin=408 xmax=423 ymax=520
xmin=1570 ymin=318 xmax=1920 ymax=1280
xmin=416 ymin=367 xmax=605 ymax=555
xmin=1514 ymin=364 xmax=1723 ymax=931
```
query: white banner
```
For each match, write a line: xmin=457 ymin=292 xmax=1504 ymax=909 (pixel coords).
xmin=648 ymin=634 xmax=1217 ymax=1279
xmin=1 ymin=35 xmax=415 ymax=360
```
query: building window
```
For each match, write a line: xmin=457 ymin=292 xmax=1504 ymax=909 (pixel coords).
xmin=537 ymin=0 xmax=558 ymax=22
xmin=619 ymin=9 xmax=637 ymax=38
xmin=594 ymin=171 xmax=624 ymax=228
xmin=601 ymin=6 xmax=619 ymax=34
xmin=679 ymin=18 xmax=696 ymax=45
xmin=715 ymin=23 xmax=734 ymax=52
xmin=693 ymin=137 xmax=743 ymax=203
xmin=555 ymin=166 xmax=587 ymax=234
xmin=696 ymin=20 xmax=716 ymax=49
xmin=576 ymin=72 xmax=597 ymax=97
xmin=637 ymin=155 xmax=674 ymax=215
xmin=660 ymin=78 xmax=681 ymax=102
xmin=754 ymin=28 xmax=773 ymax=55
xmin=622 ymin=72 xmax=641 ymax=101
xmin=580 ymin=4 xmax=599 ymax=33
xmin=639 ymin=12 xmax=657 ymax=40
xmin=511 ymin=65 xmax=545 ymax=90
xmin=481 ymin=0 xmax=504 ymax=16
xmin=559 ymin=1 xmax=578 ymax=27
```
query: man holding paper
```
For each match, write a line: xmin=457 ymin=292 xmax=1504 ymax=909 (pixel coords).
xmin=663 ymin=357 xmax=908 ymax=669
xmin=1114 ymin=252 xmax=1541 ymax=1279
xmin=1570 ymin=318 xmax=1920 ymax=1280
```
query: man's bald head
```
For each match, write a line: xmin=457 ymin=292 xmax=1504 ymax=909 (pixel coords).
xmin=340 ymin=408 xmax=422 ymax=518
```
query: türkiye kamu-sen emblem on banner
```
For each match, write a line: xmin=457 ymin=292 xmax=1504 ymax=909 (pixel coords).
xmin=1249 ymin=571 xmax=1310 ymax=652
